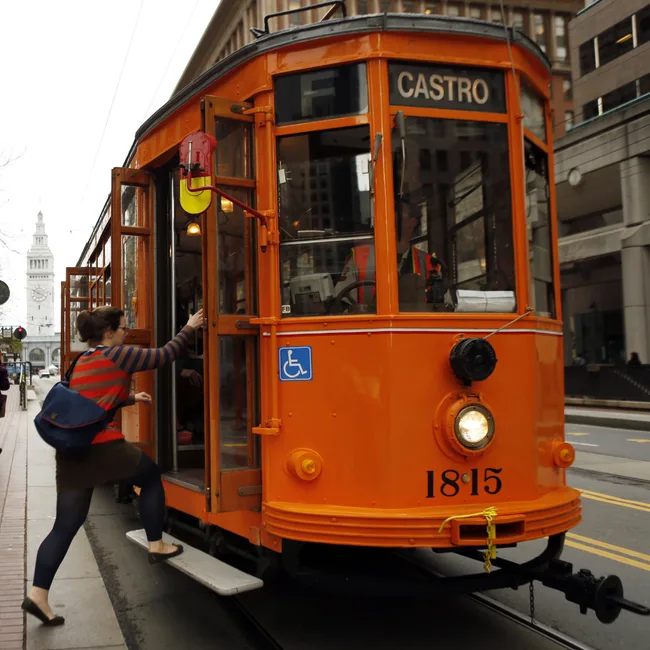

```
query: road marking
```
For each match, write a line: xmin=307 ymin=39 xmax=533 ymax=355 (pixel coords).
xmin=565 ymin=540 xmax=650 ymax=572
xmin=627 ymin=438 xmax=650 ymax=443
xmin=579 ymin=489 xmax=650 ymax=509
xmin=566 ymin=432 xmax=591 ymax=436
xmin=579 ymin=492 xmax=650 ymax=513
xmin=567 ymin=532 xmax=650 ymax=563
xmin=570 ymin=442 xmax=599 ymax=447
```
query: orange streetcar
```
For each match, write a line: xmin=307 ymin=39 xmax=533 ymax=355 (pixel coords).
xmin=61 ymin=2 xmax=648 ymax=623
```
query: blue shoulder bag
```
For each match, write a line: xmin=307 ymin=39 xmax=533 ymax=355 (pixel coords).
xmin=34 ymin=351 xmax=119 ymax=456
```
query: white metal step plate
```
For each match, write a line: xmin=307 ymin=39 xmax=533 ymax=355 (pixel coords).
xmin=126 ymin=529 xmax=263 ymax=596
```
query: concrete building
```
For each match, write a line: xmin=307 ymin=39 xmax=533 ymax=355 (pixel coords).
xmin=173 ymin=0 xmax=582 ymax=138
xmin=555 ymin=0 xmax=650 ymax=366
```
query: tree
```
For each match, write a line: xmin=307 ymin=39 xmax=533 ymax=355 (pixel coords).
xmin=0 ymin=150 xmax=24 ymax=254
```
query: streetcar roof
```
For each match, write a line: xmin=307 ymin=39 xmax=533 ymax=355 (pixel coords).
xmin=147 ymin=13 xmax=549 ymax=145
xmin=77 ymin=13 xmax=549 ymax=266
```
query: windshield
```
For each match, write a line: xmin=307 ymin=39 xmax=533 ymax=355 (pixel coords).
xmin=277 ymin=125 xmax=373 ymax=317
xmin=391 ymin=117 xmax=516 ymax=313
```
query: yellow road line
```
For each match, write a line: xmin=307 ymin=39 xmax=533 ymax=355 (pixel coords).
xmin=566 ymin=432 xmax=591 ymax=436
xmin=580 ymin=489 xmax=650 ymax=506
xmin=567 ymin=532 xmax=650 ymax=563
xmin=579 ymin=489 xmax=650 ymax=510
xmin=627 ymin=438 xmax=650 ymax=443
xmin=565 ymin=540 xmax=650 ymax=572
xmin=579 ymin=493 xmax=650 ymax=513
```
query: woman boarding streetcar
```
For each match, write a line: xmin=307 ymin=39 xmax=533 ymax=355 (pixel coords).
xmin=21 ymin=305 xmax=204 ymax=626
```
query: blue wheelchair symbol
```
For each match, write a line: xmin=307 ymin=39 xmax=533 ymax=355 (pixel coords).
xmin=279 ymin=346 xmax=312 ymax=382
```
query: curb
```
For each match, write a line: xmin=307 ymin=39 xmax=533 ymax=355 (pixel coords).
xmin=565 ymin=411 xmax=650 ymax=431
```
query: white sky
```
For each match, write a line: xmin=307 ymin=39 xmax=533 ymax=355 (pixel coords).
xmin=0 ymin=0 xmax=219 ymax=330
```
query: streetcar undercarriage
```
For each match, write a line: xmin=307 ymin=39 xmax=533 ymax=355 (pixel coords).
xmin=138 ymin=494 xmax=650 ymax=625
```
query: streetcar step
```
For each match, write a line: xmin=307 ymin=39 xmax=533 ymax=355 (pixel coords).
xmin=126 ymin=529 xmax=264 ymax=595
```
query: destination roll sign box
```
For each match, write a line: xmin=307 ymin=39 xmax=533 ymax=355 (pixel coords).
xmin=389 ymin=63 xmax=506 ymax=113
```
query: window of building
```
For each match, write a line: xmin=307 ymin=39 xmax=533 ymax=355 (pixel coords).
xmin=583 ymin=99 xmax=598 ymax=120
xmin=288 ymin=0 xmax=302 ymax=26
xmin=534 ymin=13 xmax=547 ymax=53
xmin=602 ymin=81 xmax=637 ymax=113
xmin=555 ymin=16 xmax=567 ymax=62
xmin=424 ymin=2 xmax=438 ymax=15
xmin=512 ymin=11 xmax=524 ymax=32
xmin=402 ymin=0 xmax=416 ymax=13
xmin=490 ymin=9 xmax=502 ymax=23
xmin=579 ymin=39 xmax=596 ymax=76
xmin=598 ymin=17 xmax=634 ymax=68
xmin=469 ymin=5 xmax=483 ymax=20
xmin=565 ymin=111 xmax=574 ymax=130
xmin=641 ymin=72 xmax=650 ymax=97
xmin=563 ymin=77 xmax=572 ymax=100
xmin=357 ymin=0 xmax=369 ymax=14
xmin=380 ymin=0 xmax=393 ymax=12
xmin=446 ymin=3 xmax=460 ymax=17
xmin=636 ymin=5 xmax=650 ymax=47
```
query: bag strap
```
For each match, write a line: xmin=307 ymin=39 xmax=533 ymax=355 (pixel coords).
xmin=64 ymin=351 xmax=91 ymax=382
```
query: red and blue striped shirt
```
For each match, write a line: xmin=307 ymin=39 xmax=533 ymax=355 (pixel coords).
xmin=69 ymin=326 xmax=194 ymax=444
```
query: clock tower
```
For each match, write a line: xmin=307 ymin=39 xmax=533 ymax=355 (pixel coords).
xmin=26 ymin=211 xmax=55 ymax=335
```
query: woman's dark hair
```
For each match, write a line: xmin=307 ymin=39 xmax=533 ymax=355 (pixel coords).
xmin=77 ymin=307 xmax=124 ymax=344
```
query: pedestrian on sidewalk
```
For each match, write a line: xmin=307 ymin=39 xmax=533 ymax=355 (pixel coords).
xmin=22 ymin=305 xmax=205 ymax=626
xmin=0 ymin=352 xmax=10 ymax=454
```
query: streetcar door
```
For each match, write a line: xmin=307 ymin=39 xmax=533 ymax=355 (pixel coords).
xmin=63 ymin=267 xmax=93 ymax=375
xmin=204 ymin=97 xmax=260 ymax=514
xmin=110 ymin=168 xmax=156 ymax=455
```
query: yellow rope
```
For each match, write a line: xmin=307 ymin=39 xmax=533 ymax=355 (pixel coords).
xmin=438 ymin=506 xmax=498 ymax=573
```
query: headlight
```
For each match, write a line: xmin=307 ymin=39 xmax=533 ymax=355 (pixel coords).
xmin=454 ymin=405 xmax=494 ymax=449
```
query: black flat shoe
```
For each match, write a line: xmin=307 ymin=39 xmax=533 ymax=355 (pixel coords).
xmin=21 ymin=597 xmax=65 ymax=626
xmin=148 ymin=544 xmax=184 ymax=564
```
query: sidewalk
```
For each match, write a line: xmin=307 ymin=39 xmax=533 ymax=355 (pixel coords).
xmin=0 ymin=386 xmax=127 ymax=650
xmin=565 ymin=406 xmax=650 ymax=431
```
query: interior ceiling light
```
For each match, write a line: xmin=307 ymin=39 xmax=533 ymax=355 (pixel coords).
xmin=616 ymin=33 xmax=632 ymax=44
xmin=187 ymin=220 xmax=201 ymax=236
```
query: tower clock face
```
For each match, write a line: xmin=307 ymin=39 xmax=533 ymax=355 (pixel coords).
xmin=32 ymin=285 xmax=47 ymax=302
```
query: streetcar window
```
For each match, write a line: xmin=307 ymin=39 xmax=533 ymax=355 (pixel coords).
xmin=274 ymin=63 xmax=368 ymax=126
xmin=524 ymin=139 xmax=555 ymax=319
xmin=520 ymin=79 xmax=546 ymax=142
xmin=391 ymin=118 xmax=516 ymax=313
xmin=215 ymin=119 xmax=253 ymax=179
xmin=277 ymin=125 xmax=374 ymax=316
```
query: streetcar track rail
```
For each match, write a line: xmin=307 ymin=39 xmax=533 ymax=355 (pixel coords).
xmin=218 ymin=593 xmax=285 ymax=650
xmin=469 ymin=592 xmax=599 ymax=650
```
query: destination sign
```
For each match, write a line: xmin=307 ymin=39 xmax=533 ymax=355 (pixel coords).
xmin=388 ymin=63 xmax=506 ymax=113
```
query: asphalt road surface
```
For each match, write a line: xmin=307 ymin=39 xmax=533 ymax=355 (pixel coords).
xmin=566 ymin=421 xmax=650 ymax=461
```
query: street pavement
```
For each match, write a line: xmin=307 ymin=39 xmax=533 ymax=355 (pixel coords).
xmin=566 ymin=421 xmax=650 ymax=461
xmin=14 ymin=378 xmax=650 ymax=649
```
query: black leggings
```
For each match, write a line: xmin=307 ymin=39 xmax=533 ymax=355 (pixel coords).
xmin=33 ymin=453 xmax=166 ymax=590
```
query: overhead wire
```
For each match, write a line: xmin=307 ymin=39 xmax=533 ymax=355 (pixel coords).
xmin=142 ymin=0 xmax=201 ymax=122
xmin=78 ymin=0 xmax=146 ymax=215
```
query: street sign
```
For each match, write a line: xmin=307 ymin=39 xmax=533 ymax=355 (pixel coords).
xmin=0 ymin=281 xmax=9 ymax=306
xmin=279 ymin=346 xmax=313 ymax=381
